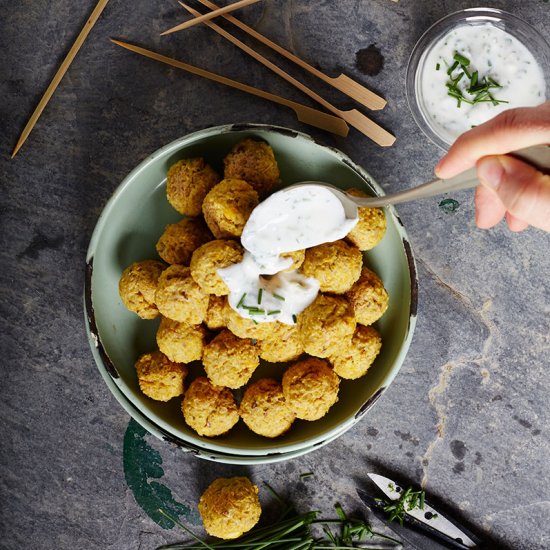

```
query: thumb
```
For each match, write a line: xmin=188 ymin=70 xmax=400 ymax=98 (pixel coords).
xmin=476 ymin=155 xmax=550 ymax=232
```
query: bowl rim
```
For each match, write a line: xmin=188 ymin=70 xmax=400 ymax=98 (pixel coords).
xmin=405 ymin=7 xmax=550 ymax=150
xmin=84 ymin=123 xmax=418 ymax=461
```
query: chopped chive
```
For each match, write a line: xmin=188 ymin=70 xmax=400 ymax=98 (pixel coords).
xmin=447 ymin=60 xmax=459 ymax=75
xmin=257 ymin=288 xmax=263 ymax=305
xmin=292 ymin=314 xmax=297 ymax=323
xmin=471 ymin=70 xmax=478 ymax=88
xmin=252 ymin=320 xmax=258 ymax=325
xmin=435 ymin=62 xmax=440 ymax=71
xmin=453 ymin=51 xmax=470 ymax=66
xmin=300 ymin=472 xmax=314 ymax=479
xmin=237 ymin=293 xmax=246 ymax=308
xmin=273 ymin=293 xmax=286 ymax=301
xmin=267 ymin=310 xmax=281 ymax=315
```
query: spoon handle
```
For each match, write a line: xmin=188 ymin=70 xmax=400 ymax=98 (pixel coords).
xmin=355 ymin=145 xmax=550 ymax=208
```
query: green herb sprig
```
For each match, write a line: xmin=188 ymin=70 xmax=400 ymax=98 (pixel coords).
xmin=445 ymin=51 xmax=508 ymax=108
xmin=379 ymin=486 xmax=426 ymax=526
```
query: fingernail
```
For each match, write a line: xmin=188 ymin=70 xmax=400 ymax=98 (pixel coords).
xmin=477 ymin=157 xmax=504 ymax=189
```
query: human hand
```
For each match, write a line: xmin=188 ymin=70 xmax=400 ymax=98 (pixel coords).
xmin=435 ymin=101 xmax=550 ymax=232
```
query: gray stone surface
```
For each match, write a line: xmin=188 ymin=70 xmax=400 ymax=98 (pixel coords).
xmin=1 ymin=0 xmax=549 ymax=549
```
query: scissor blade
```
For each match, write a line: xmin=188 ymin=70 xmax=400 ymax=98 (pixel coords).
xmin=367 ymin=474 xmax=479 ymax=549
xmin=357 ymin=489 xmax=453 ymax=550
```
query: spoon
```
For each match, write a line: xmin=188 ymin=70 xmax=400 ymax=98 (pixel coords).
xmin=292 ymin=145 xmax=550 ymax=217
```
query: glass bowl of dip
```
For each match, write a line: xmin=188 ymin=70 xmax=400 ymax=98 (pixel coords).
xmin=85 ymin=123 xmax=418 ymax=464
xmin=406 ymin=8 xmax=550 ymax=149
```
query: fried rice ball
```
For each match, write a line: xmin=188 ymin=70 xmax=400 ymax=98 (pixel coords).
xmin=166 ymin=158 xmax=219 ymax=216
xmin=240 ymin=379 xmax=296 ymax=438
xmin=225 ymin=303 xmax=278 ymax=340
xmin=328 ymin=325 xmax=382 ymax=379
xmin=259 ymin=322 xmax=304 ymax=363
xmin=223 ymin=138 xmax=280 ymax=196
xmin=134 ymin=351 xmax=188 ymax=401
xmin=182 ymin=377 xmax=239 ymax=437
xmin=190 ymin=239 xmax=244 ymax=296
xmin=297 ymin=294 xmax=356 ymax=358
xmin=119 ymin=260 xmax=166 ymax=319
xmin=205 ymin=295 xmax=227 ymax=330
xmin=198 ymin=477 xmax=261 ymax=539
xmin=155 ymin=217 xmax=213 ymax=265
xmin=202 ymin=179 xmax=259 ymax=238
xmin=155 ymin=265 xmax=209 ymax=324
xmin=280 ymin=249 xmax=305 ymax=271
xmin=301 ymin=240 xmax=362 ymax=294
xmin=156 ymin=317 xmax=207 ymax=363
xmin=202 ymin=330 xmax=260 ymax=389
xmin=345 ymin=188 xmax=387 ymax=251
xmin=346 ymin=267 xmax=389 ymax=326
xmin=282 ymin=358 xmax=340 ymax=421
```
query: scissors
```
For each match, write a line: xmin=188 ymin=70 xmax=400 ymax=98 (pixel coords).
xmin=357 ymin=473 xmax=487 ymax=550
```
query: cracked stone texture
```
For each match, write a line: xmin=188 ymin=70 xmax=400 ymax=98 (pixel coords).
xmin=1 ymin=0 xmax=549 ymax=549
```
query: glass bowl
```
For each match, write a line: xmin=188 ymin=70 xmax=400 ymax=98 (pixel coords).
xmin=406 ymin=8 xmax=550 ymax=150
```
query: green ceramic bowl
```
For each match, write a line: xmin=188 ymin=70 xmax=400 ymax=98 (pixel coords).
xmin=85 ymin=124 xmax=418 ymax=463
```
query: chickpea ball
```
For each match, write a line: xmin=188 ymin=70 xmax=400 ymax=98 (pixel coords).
xmin=118 ymin=260 xmax=166 ymax=319
xmin=225 ymin=304 xmax=278 ymax=340
xmin=328 ymin=325 xmax=382 ymax=379
xmin=282 ymin=358 xmax=340 ymax=421
xmin=223 ymin=138 xmax=280 ymax=196
xmin=156 ymin=218 xmax=213 ymax=265
xmin=301 ymin=240 xmax=362 ymax=294
xmin=190 ymin=239 xmax=244 ymax=296
xmin=182 ymin=377 xmax=239 ymax=437
xmin=297 ymin=294 xmax=356 ymax=358
xmin=202 ymin=330 xmax=260 ymax=389
xmin=205 ymin=295 xmax=227 ymax=330
xmin=345 ymin=188 xmax=387 ymax=251
xmin=134 ymin=351 xmax=188 ymax=401
xmin=155 ymin=265 xmax=209 ymax=324
xmin=259 ymin=322 xmax=303 ymax=363
xmin=346 ymin=267 xmax=389 ymax=326
xmin=166 ymin=158 xmax=219 ymax=216
xmin=240 ymin=379 xmax=296 ymax=438
xmin=156 ymin=317 xmax=207 ymax=363
xmin=202 ymin=179 xmax=259 ymax=238
xmin=198 ymin=477 xmax=261 ymax=539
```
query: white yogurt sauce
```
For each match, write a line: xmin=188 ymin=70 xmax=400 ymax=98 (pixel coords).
xmin=420 ymin=23 xmax=546 ymax=144
xmin=218 ymin=185 xmax=358 ymax=325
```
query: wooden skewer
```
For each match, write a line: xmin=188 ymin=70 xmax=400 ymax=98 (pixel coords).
xmin=111 ymin=40 xmax=349 ymax=137
xmin=195 ymin=0 xmax=386 ymax=111
xmin=179 ymin=2 xmax=395 ymax=146
xmin=11 ymin=0 xmax=111 ymax=158
xmin=160 ymin=0 xmax=260 ymax=36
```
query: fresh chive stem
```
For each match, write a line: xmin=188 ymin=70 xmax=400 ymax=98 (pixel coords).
xmin=272 ymin=293 xmax=285 ymax=301
xmin=257 ymin=288 xmax=263 ymax=305
xmin=237 ymin=293 xmax=247 ymax=308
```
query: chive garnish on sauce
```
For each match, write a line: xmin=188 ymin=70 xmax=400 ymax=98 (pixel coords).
xmin=273 ymin=293 xmax=285 ymax=301
xmin=445 ymin=51 xmax=508 ymax=108
xmin=257 ymin=288 xmax=263 ymax=305
xmin=237 ymin=293 xmax=247 ymax=308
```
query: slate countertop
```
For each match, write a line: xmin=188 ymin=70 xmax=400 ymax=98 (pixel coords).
xmin=1 ymin=1 xmax=549 ymax=549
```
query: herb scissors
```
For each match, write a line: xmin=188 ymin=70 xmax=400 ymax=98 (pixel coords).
xmin=357 ymin=473 xmax=486 ymax=550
